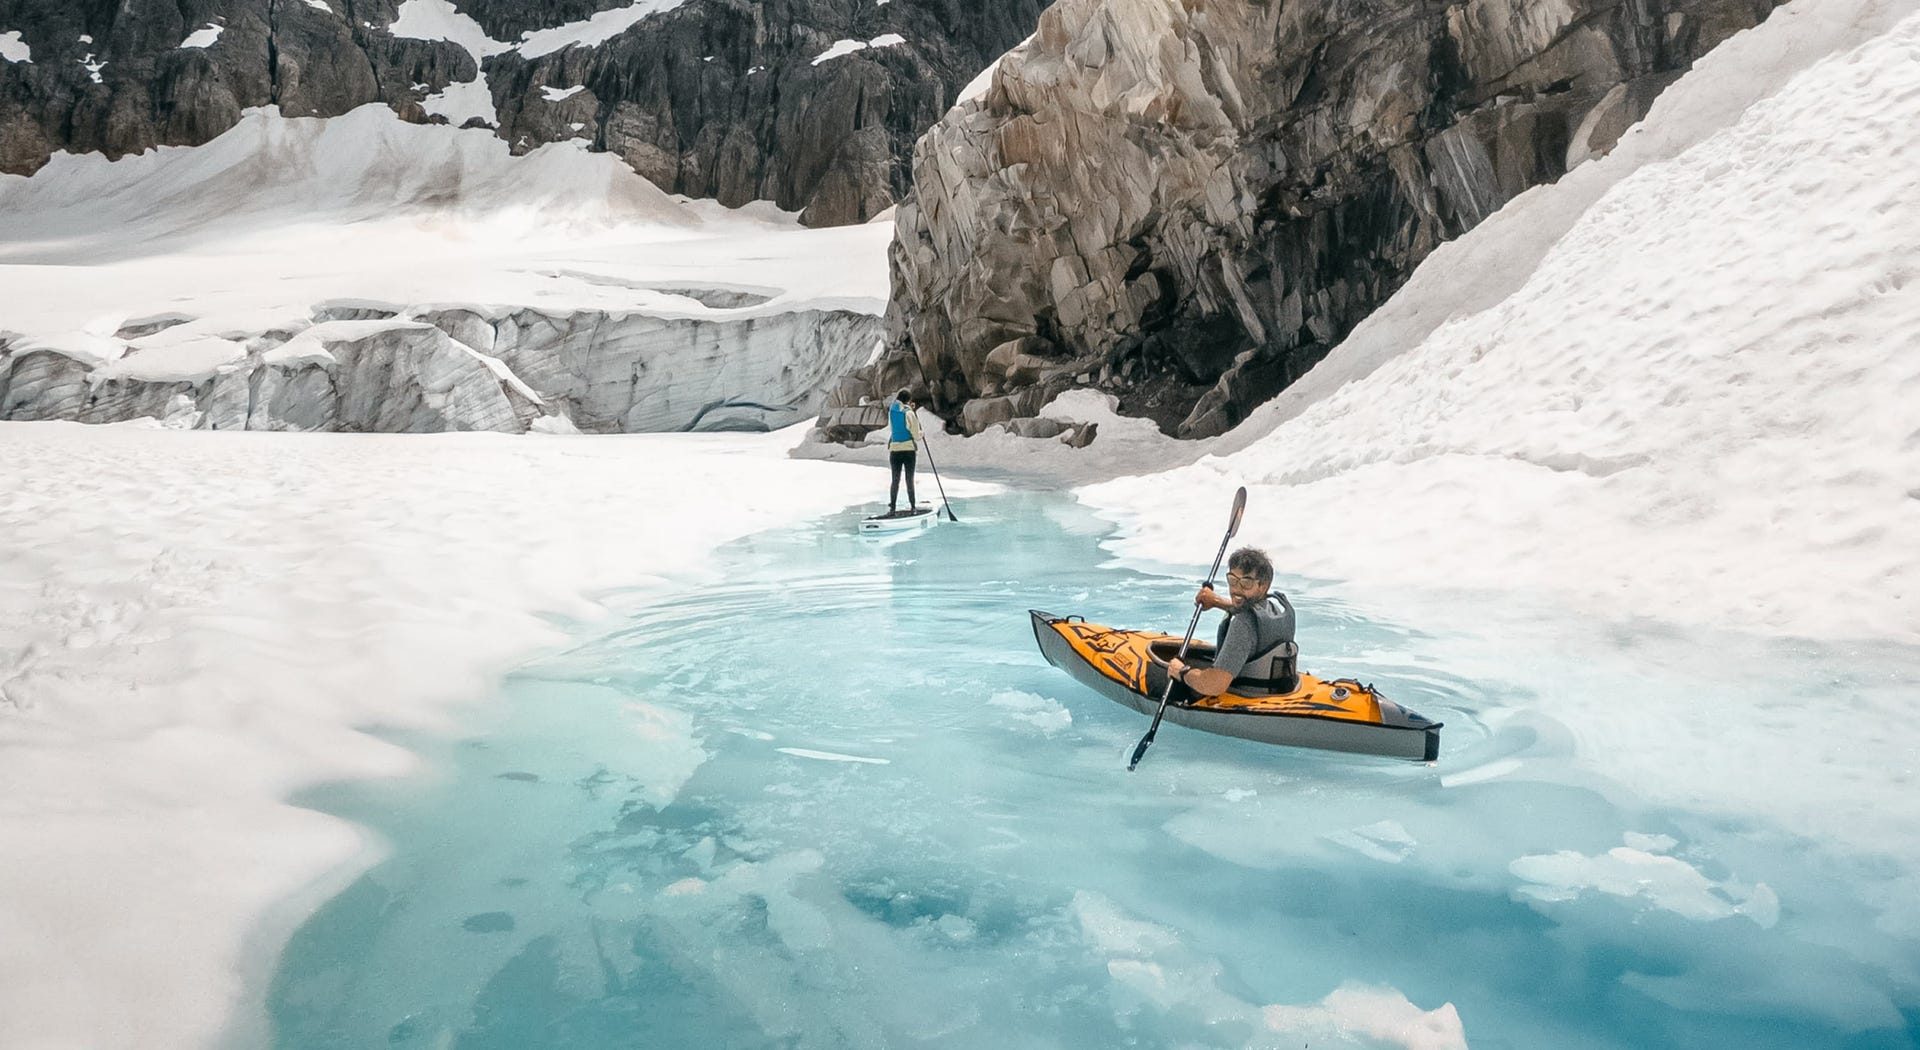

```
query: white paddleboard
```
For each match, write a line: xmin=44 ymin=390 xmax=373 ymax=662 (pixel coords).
xmin=859 ymin=503 xmax=941 ymax=533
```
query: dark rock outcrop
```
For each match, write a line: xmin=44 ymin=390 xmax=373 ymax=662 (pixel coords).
xmin=489 ymin=0 xmax=1050 ymax=223
xmin=0 ymin=0 xmax=471 ymax=167
xmin=0 ymin=0 xmax=1046 ymax=226
xmin=857 ymin=0 xmax=1782 ymax=438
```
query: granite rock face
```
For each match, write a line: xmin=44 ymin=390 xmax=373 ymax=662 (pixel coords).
xmin=0 ymin=305 xmax=883 ymax=433
xmin=0 ymin=0 xmax=1046 ymax=226
xmin=863 ymin=0 xmax=1782 ymax=437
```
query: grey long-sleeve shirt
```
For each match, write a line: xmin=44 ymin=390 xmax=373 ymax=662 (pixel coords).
xmin=1212 ymin=593 xmax=1295 ymax=678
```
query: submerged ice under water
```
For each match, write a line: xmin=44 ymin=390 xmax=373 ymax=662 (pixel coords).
xmin=267 ymin=493 xmax=1919 ymax=1050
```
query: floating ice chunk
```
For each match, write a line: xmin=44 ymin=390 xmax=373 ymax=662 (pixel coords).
xmin=1263 ymin=984 xmax=1468 ymax=1050
xmin=776 ymin=747 xmax=889 ymax=764
xmin=1623 ymin=831 xmax=1678 ymax=853
xmin=932 ymin=914 xmax=976 ymax=942
xmin=621 ymin=697 xmax=707 ymax=806
xmin=695 ymin=850 xmax=833 ymax=951
xmin=1324 ymin=819 xmax=1419 ymax=863
xmin=1740 ymin=881 xmax=1781 ymax=928
xmin=681 ymin=835 xmax=717 ymax=870
xmin=540 ymin=84 xmax=586 ymax=102
xmin=987 ymin=689 xmax=1071 ymax=733
xmin=0 ymin=30 xmax=29 ymax=63
xmin=1439 ymin=756 xmax=1521 ymax=787
xmin=662 ymin=877 xmax=706 ymax=895
xmin=180 ymin=23 xmax=224 ymax=48
xmin=724 ymin=727 xmax=775 ymax=741
xmin=1510 ymin=842 xmax=1779 ymax=927
xmin=1074 ymin=891 xmax=1461 ymax=1046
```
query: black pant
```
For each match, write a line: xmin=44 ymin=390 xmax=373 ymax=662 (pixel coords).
xmin=889 ymin=449 xmax=917 ymax=508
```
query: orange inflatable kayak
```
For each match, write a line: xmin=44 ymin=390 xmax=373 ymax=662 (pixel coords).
xmin=1031 ymin=610 xmax=1441 ymax=761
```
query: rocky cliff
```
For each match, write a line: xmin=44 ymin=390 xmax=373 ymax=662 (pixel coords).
xmin=0 ymin=0 xmax=1046 ymax=225
xmin=855 ymin=0 xmax=1782 ymax=438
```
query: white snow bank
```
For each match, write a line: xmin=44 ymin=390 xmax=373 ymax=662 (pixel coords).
xmin=0 ymin=422 xmax=879 ymax=1050
xmin=541 ymin=84 xmax=587 ymax=101
xmin=259 ymin=318 xmax=427 ymax=366
xmin=1086 ymin=2 xmax=1920 ymax=646
xmin=812 ymin=33 xmax=908 ymax=65
xmin=1 ymin=29 xmax=31 ymax=63
xmin=420 ymin=76 xmax=497 ymax=125
xmin=179 ymin=22 xmax=224 ymax=49
xmin=388 ymin=0 xmax=507 ymax=126
xmin=388 ymin=0 xmax=509 ymax=58
xmin=517 ymin=0 xmax=692 ymax=59
xmin=0 ymin=105 xmax=692 ymax=244
xmin=93 ymin=329 xmax=250 ymax=382
xmin=390 ymin=0 xmax=686 ymax=62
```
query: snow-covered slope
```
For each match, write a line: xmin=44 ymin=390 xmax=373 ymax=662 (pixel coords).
xmin=1086 ymin=0 xmax=1920 ymax=647
xmin=0 ymin=423 xmax=899 ymax=1050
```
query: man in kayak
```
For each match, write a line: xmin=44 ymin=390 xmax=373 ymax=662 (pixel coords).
xmin=885 ymin=388 xmax=922 ymax=517
xmin=1163 ymin=548 xmax=1297 ymax=700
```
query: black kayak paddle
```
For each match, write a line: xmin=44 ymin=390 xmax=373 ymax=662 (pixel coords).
xmin=1128 ymin=485 xmax=1247 ymax=771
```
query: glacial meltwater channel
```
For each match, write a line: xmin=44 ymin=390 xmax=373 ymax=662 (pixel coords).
xmin=265 ymin=492 xmax=1919 ymax=1050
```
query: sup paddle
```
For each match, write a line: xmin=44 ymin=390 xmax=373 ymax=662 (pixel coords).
xmin=914 ymin=406 xmax=960 ymax=522
xmin=1128 ymin=485 xmax=1247 ymax=771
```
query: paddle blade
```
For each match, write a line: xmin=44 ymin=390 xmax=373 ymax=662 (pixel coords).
xmin=1127 ymin=731 xmax=1154 ymax=770
xmin=1226 ymin=486 xmax=1248 ymax=538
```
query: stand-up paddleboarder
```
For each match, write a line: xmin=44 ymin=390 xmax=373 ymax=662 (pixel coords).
xmin=885 ymin=389 xmax=922 ymax=517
